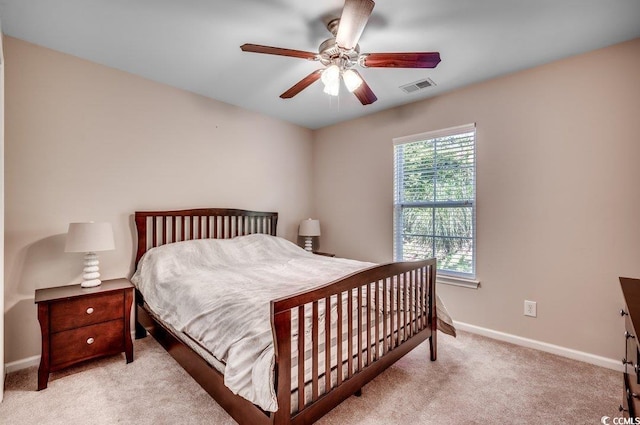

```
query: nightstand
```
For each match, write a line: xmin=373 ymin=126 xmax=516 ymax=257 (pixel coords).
xmin=313 ymin=251 xmax=336 ymax=257
xmin=35 ymin=278 xmax=134 ymax=390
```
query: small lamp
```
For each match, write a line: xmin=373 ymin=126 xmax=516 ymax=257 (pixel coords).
xmin=299 ymin=219 xmax=321 ymax=252
xmin=65 ymin=222 xmax=115 ymax=288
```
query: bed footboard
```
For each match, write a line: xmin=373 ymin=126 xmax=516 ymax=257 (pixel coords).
xmin=270 ymin=259 xmax=437 ymax=425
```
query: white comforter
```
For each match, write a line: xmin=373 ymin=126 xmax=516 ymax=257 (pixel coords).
xmin=131 ymin=234 xmax=453 ymax=412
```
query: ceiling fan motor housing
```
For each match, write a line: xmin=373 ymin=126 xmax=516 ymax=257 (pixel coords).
xmin=319 ymin=37 xmax=360 ymax=69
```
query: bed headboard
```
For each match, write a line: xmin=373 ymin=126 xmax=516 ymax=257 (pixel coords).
xmin=134 ymin=208 xmax=278 ymax=265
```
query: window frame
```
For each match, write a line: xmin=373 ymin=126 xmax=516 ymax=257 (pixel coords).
xmin=393 ymin=123 xmax=477 ymax=279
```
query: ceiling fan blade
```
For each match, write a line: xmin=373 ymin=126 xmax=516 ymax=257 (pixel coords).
xmin=335 ymin=0 xmax=375 ymax=50
xmin=351 ymin=70 xmax=377 ymax=105
xmin=362 ymin=52 xmax=441 ymax=68
xmin=240 ymin=44 xmax=319 ymax=61
xmin=280 ymin=70 xmax=323 ymax=99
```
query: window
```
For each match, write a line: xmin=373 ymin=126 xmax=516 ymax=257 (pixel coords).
xmin=393 ymin=124 xmax=476 ymax=278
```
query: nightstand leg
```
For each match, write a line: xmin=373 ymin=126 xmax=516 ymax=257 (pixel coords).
xmin=124 ymin=288 xmax=134 ymax=363
xmin=37 ymin=303 xmax=50 ymax=390
xmin=37 ymin=363 xmax=49 ymax=391
xmin=125 ymin=347 xmax=134 ymax=363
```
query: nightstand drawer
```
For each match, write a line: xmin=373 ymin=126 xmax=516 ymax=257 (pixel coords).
xmin=50 ymin=319 xmax=124 ymax=368
xmin=50 ymin=292 xmax=123 ymax=333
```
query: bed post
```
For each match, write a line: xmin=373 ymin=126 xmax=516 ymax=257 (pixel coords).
xmin=429 ymin=262 xmax=437 ymax=361
xmin=134 ymin=213 xmax=148 ymax=339
xmin=134 ymin=213 xmax=148 ymax=265
xmin=271 ymin=303 xmax=291 ymax=425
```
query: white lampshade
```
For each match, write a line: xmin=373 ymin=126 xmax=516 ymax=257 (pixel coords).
xmin=65 ymin=222 xmax=115 ymax=253
xmin=321 ymin=65 xmax=340 ymax=86
xmin=343 ymin=69 xmax=363 ymax=92
xmin=299 ymin=219 xmax=321 ymax=237
xmin=321 ymin=65 xmax=340 ymax=97
xmin=323 ymin=81 xmax=340 ymax=96
xmin=65 ymin=222 xmax=115 ymax=288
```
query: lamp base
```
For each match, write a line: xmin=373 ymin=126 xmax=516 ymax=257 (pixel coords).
xmin=80 ymin=252 xmax=102 ymax=288
xmin=304 ymin=237 xmax=313 ymax=252
xmin=81 ymin=279 xmax=102 ymax=288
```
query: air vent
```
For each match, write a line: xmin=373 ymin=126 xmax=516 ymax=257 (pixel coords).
xmin=400 ymin=78 xmax=436 ymax=94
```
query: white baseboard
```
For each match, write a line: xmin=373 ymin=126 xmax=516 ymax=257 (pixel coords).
xmin=5 ymin=355 xmax=40 ymax=374
xmin=454 ymin=320 xmax=624 ymax=372
xmin=4 ymin=327 xmax=622 ymax=374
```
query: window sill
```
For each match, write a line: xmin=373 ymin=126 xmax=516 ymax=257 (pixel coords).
xmin=437 ymin=274 xmax=480 ymax=289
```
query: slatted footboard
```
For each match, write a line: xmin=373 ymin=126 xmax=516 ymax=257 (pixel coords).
xmin=271 ymin=259 xmax=437 ymax=425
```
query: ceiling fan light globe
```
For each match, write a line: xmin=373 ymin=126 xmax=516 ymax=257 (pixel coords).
xmin=321 ymin=64 xmax=341 ymax=86
xmin=343 ymin=69 xmax=363 ymax=92
xmin=323 ymin=80 xmax=340 ymax=96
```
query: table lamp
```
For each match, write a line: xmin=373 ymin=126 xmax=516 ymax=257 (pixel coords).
xmin=65 ymin=222 xmax=115 ymax=288
xmin=299 ymin=219 xmax=321 ymax=252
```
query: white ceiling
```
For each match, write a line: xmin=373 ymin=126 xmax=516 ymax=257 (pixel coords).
xmin=1 ymin=0 xmax=639 ymax=129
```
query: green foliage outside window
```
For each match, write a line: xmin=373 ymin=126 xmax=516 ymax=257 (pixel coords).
xmin=394 ymin=130 xmax=475 ymax=276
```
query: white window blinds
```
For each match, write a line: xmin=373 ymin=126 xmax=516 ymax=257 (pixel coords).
xmin=393 ymin=123 xmax=476 ymax=277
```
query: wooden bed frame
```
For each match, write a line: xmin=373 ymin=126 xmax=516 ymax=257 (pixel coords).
xmin=133 ymin=208 xmax=437 ymax=425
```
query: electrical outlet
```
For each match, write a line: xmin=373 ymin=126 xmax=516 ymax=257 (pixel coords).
xmin=524 ymin=300 xmax=537 ymax=317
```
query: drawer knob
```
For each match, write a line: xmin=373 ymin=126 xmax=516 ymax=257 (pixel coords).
xmin=86 ymin=307 xmax=94 ymax=315
xmin=626 ymin=331 xmax=636 ymax=339
xmin=86 ymin=337 xmax=95 ymax=345
xmin=622 ymin=309 xmax=629 ymax=316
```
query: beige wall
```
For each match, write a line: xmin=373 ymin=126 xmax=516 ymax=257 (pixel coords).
xmin=313 ymin=38 xmax=640 ymax=360
xmin=4 ymin=33 xmax=640 ymax=367
xmin=3 ymin=37 xmax=313 ymax=363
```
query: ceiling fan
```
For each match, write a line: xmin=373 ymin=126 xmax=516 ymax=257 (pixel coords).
xmin=240 ymin=0 xmax=441 ymax=105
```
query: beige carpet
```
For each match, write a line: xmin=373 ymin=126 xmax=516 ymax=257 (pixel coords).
xmin=0 ymin=331 xmax=620 ymax=424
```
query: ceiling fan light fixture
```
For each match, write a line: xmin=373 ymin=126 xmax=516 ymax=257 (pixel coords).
xmin=321 ymin=64 xmax=340 ymax=86
xmin=342 ymin=69 xmax=363 ymax=92
xmin=323 ymin=79 xmax=340 ymax=96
